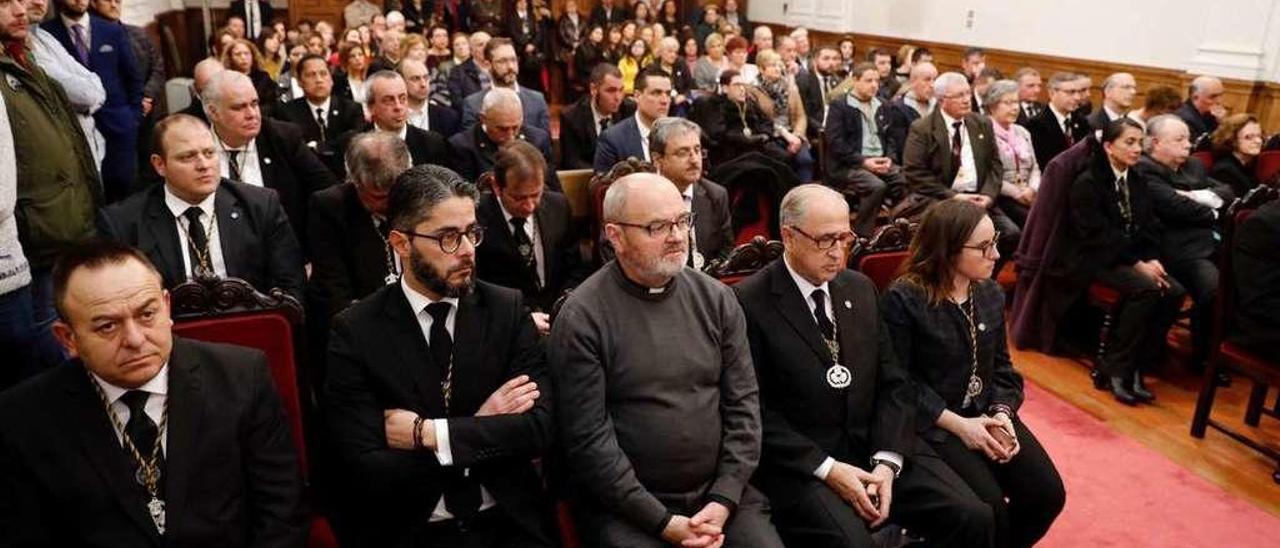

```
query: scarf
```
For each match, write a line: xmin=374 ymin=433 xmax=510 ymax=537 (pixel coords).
xmin=992 ymin=121 xmax=1034 ymax=174
xmin=761 ymin=78 xmax=790 ymax=128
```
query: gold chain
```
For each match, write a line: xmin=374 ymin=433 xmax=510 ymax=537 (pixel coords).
xmin=88 ymin=372 xmax=168 ymax=499
xmin=176 ymin=212 xmax=218 ymax=277
xmin=953 ymin=284 xmax=981 ymax=398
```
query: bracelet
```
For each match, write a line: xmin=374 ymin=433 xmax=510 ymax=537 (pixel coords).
xmin=870 ymin=457 xmax=902 ymax=479
xmin=412 ymin=415 xmax=425 ymax=450
xmin=989 ymin=404 xmax=1015 ymax=420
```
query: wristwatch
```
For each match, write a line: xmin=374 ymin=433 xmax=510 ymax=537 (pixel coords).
xmin=870 ymin=457 xmax=902 ymax=479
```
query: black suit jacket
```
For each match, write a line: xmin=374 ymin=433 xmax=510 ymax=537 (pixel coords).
xmin=735 ymin=261 xmax=913 ymax=509
xmin=448 ymin=124 xmax=560 ymax=191
xmin=227 ymin=0 xmax=274 ymax=39
xmin=476 ymin=192 xmax=585 ymax=311
xmin=881 ymin=97 xmax=924 ymax=166
xmin=334 ymin=124 xmax=454 ymax=176
xmin=1176 ymin=100 xmax=1219 ymax=150
xmin=252 ymin=118 xmax=340 ymax=250
xmin=420 ymin=103 xmax=462 ymax=139
xmin=323 ymin=282 xmax=555 ymax=546
xmin=1052 ymin=151 xmax=1161 ymax=287
xmin=901 ymin=109 xmax=1003 ymax=200
xmin=825 ymin=96 xmax=895 ymax=175
xmin=1016 ymin=100 xmax=1045 ymax=127
xmin=1135 ymin=155 xmax=1232 ymax=263
xmin=558 ymin=97 xmax=624 ymax=170
xmin=692 ymin=179 xmax=735 ymax=262
xmin=795 ymin=70 xmax=826 ymax=139
xmin=276 ymin=96 xmax=365 ymax=155
xmin=99 ymin=180 xmax=307 ymax=302
xmin=588 ymin=4 xmax=629 ymax=28
xmin=306 ymin=183 xmax=391 ymax=321
xmin=1026 ymin=105 xmax=1092 ymax=170
xmin=1232 ymin=199 xmax=1280 ymax=351
xmin=446 ymin=59 xmax=484 ymax=115
xmin=0 ymin=338 xmax=306 ymax=547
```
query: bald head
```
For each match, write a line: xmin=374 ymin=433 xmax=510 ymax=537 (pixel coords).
xmin=192 ymin=58 xmax=225 ymax=96
xmin=1189 ymin=75 xmax=1224 ymax=115
xmin=603 ymin=173 xmax=682 ymax=223
xmin=1102 ymin=72 xmax=1137 ymax=111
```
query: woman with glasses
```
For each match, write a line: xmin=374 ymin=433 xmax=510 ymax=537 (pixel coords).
xmin=985 ymin=79 xmax=1042 ymax=228
xmin=883 ymin=199 xmax=1065 ymax=548
xmin=1209 ymin=113 xmax=1265 ymax=196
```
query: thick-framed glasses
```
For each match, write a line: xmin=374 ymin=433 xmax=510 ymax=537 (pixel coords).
xmin=398 ymin=226 xmax=486 ymax=254
xmin=790 ymin=226 xmax=856 ymax=250
xmin=963 ymin=232 xmax=1001 ymax=256
xmin=612 ymin=212 xmax=695 ymax=237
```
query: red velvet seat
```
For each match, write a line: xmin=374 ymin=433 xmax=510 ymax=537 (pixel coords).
xmin=1191 ymin=150 xmax=1215 ymax=172
xmin=857 ymin=251 xmax=909 ymax=293
xmin=850 ymin=218 xmax=917 ymax=292
xmin=1254 ymin=150 xmax=1280 ymax=185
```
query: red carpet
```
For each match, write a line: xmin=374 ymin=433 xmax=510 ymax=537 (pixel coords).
xmin=1021 ymin=382 xmax=1280 ymax=547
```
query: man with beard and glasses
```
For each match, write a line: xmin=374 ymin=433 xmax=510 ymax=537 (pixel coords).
xmin=549 ymin=173 xmax=785 ymax=547
xmin=324 ymin=164 xmax=557 ymax=547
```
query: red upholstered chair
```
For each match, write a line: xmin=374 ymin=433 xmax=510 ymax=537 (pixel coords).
xmin=730 ymin=186 xmax=774 ymax=245
xmin=1191 ymin=150 xmax=1215 ymax=172
xmin=1190 ymin=186 xmax=1280 ymax=483
xmin=168 ymin=278 xmax=338 ymax=547
xmin=705 ymin=236 xmax=784 ymax=286
xmin=851 ymin=218 xmax=916 ymax=292
xmin=1255 ymin=150 xmax=1280 ymax=186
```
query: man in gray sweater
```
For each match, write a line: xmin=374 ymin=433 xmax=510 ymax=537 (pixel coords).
xmin=549 ymin=173 xmax=783 ymax=547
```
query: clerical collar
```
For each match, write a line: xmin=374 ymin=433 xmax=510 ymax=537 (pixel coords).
xmin=609 ymin=260 xmax=677 ymax=300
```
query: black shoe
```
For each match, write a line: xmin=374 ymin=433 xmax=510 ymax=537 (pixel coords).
xmin=1091 ymin=369 xmax=1108 ymax=391
xmin=1131 ymin=372 xmax=1155 ymax=403
xmin=1109 ymin=376 xmax=1140 ymax=406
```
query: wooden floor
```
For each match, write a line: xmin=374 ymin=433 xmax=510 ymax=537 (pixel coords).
xmin=1011 ymin=331 xmax=1280 ymax=517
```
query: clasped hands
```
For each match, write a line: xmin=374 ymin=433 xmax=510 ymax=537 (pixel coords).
xmin=824 ymin=461 xmax=896 ymax=528
xmin=662 ymin=501 xmax=730 ymax=548
xmin=384 ymin=374 xmax=540 ymax=451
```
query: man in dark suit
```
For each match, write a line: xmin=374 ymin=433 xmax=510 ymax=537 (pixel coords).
xmin=589 ymin=0 xmax=628 ymax=27
xmin=903 ymin=71 xmax=1020 ymax=271
xmin=400 ymin=58 xmax=462 ymax=139
xmin=0 ymin=239 xmax=306 ymax=546
xmin=559 ymin=63 xmax=627 ymax=169
xmin=1088 ymin=73 xmax=1137 ymax=130
xmin=447 ymin=32 xmax=491 ymax=114
xmin=100 ymin=114 xmax=306 ymax=302
xmin=227 ymin=0 xmax=272 ymax=39
xmin=335 ymin=72 xmax=454 ymax=177
xmin=881 ymin=62 xmax=938 ymax=166
xmin=203 ymin=70 xmax=338 ymax=251
xmin=650 ymin=117 xmax=735 ymax=267
xmin=44 ymin=0 xmax=143 ymax=202
xmin=276 ymin=54 xmax=364 ymax=175
xmin=1014 ymin=68 xmax=1046 ymax=127
xmin=324 ymin=165 xmax=557 ymax=547
xmin=1026 ymin=72 xmax=1092 ymax=169
xmin=1232 ymin=197 xmax=1280 ymax=353
xmin=826 ymin=63 xmax=909 ymax=236
xmin=1176 ymin=75 xmax=1226 ymax=150
xmin=448 ymin=88 xmax=559 ymax=191
xmin=594 ymin=68 xmax=672 ymax=173
xmin=736 ymin=184 xmax=993 ymax=547
xmin=796 ymin=45 xmax=842 ymax=141
xmin=459 ymin=38 xmax=552 ymax=134
xmin=175 ymin=58 xmax=223 ymax=124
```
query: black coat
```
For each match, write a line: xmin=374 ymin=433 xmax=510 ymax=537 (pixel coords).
xmin=0 ymin=338 xmax=307 ymax=547
xmin=690 ymin=94 xmax=779 ymax=168
xmin=475 ymin=192 xmax=585 ymax=311
xmin=306 ymin=183 xmax=392 ymax=321
xmin=881 ymin=97 xmax=924 ymax=166
xmin=1026 ymin=105 xmax=1092 ymax=170
xmin=1176 ymin=100 xmax=1219 ymax=151
xmin=824 ymin=96 xmax=894 ymax=175
xmin=1209 ymin=152 xmax=1258 ymax=198
xmin=735 ymin=261 xmax=913 ymax=508
xmin=248 ymin=118 xmax=341 ymax=251
xmin=323 ymin=281 xmax=555 ymax=546
xmin=448 ymin=124 xmax=560 ymax=191
xmin=795 ymin=70 xmax=839 ymax=139
xmin=276 ymin=96 xmax=366 ymax=174
xmin=446 ymin=59 xmax=484 ymax=115
xmin=227 ymin=0 xmax=274 ymax=38
xmin=557 ymin=96 xmax=630 ymax=170
xmin=1232 ymin=199 xmax=1280 ymax=352
xmin=691 ymin=179 xmax=736 ymax=262
xmin=1052 ymin=151 xmax=1161 ymax=288
xmin=1135 ymin=155 xmax=1232 ymax=264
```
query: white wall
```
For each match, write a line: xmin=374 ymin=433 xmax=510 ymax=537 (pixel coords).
xmin=750 ymin=0 xmax=1280 ymax=82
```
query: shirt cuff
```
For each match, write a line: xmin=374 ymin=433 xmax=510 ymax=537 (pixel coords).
xmin=871 ymin=451 xmax=904 ymax=471
xmin=813 ymin=457 xmax=835 ymax=480
xmin=432 ymin=419 xmax=453 ymax=466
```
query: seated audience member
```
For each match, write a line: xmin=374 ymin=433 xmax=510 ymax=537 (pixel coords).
xmin=1128 ymin=84 xmax=1183 ymax=130
xmin=366 ymin=29 xmax=403 ymax=74
xmin=619 ymin=38 xmax=652 ymax=95
xmin=202 ymin=70 xmax=336 ymax=252
xmin=449 ymin=89 xmax=558 ymax=190
xmin=737 ymin=184 xmax=997 ymax=548
xmin=693 ymin=69 xmax=782 ymax=167
xmin=882 ymin=61 xmax=939 ymax=166
xmin=549 ymin=173 xmax=785 ymax=548
xmin=595 ymin=68 xmax=673 ymax=172
xmin=461 ymin=38 xmax=552 ymax=134
xmin=755 ymin=49 xmax=814 ymax=182
xmin=0 ymin=240 xmax=306 ymax=545
xmin=324 ymin=165 xmax=555 ymax=547
xmin=796 ymin=45 xmax=843 ymax=140
xmin=277 ymin=53 xmax=364 ymax=169
xmin=1135 ymin=115 xmax=1233 ymax=380
xmin=221 ymin=38 xmax=280 ymax=108
xmin=1209 ymin=113 xmax=1265 ymax=196
xmin=560 ymin=64 xmax=629 ymax=169
xmin=431 ymin=32 xmax=470 ymax=106
xmin=308 ymin=132 xmax=413 ymax=323
xmin=960 ymin=47 xmax=986 ymax=106
xmin=101 ymin=115 xmax=306 ymax=301
xmin=1232 ymin=196 xmax=1280 ymax=354
xmin=903 ymin=72 xmax=1020 ymax=271
xmin=477 ymin=141 xmax=585 ymax=322
xmin=692 ymin=32 xmax=729 ymax=95
xmin=985 ymin=79 xmax=1042 ymax=228
xmin=337 ymin=71 xmax=452 ymax=173
xmin=1054 ymin=119 xmax=1185 ymax=405
xmin=1176 ymin=75 xmax=1226 ymax=150
xmin=894 ymin=43 xmax=916 ymax=84
xmin=826 ymin=62 xmax=907 ymax=235
xmin=447 ymin=31 xmax=492 ymax=112
xmin=1088 ymin=73 xmax=1137 ymax=130
xmin=865 ymin=47 xmax=899 ymax=101
xmin=971 ymin=68 xmax=1002 ymax=114
xmin=181 ymin=59 xmax=223 ymax=123
xmin=591 ymin=0 xmax=629 ymax=28
xmin=1026 ymin=72 xmax=1092 ymax=169
xmin=648 ymin=36 xmax=694 ymax=114
xmin=1071 ymin=74 xmax=1094 ymax=117
xmin=332 ymin=41 xmax=371 ymax=104
xmin=1014 ymin=68 xmax=1045 ymax=126
xmin=399 ymin=58 xmax=462 ymax=139
xmin=749 ymin=24 xmax=773 ymax=62
xmin=650 ymin=117 xmax=735 ymax=267
xmin=883 ymin=200 xmax=1065 ymax=548
xmin=574 ymin=25 xmax=608 ymax=90
xmin=724 ymin=35 xmax=758 ymax=84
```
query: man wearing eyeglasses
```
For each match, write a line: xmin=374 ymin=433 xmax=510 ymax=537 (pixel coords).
xmin=734 ymin=184 xmax=995 ymax=547
xmin=550 ymin=173 xmax=784 ymax=547
xmin=650 ymin=117 xmax=734 ymax=269
xmin=1025 ymin=72 xmax=1092 ymax=169
xmin=324 ymin=164 xmax=556 ymax=547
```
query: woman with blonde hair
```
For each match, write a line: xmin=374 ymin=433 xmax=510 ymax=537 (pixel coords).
xmin=221 ymin=38 xmax=279 ymax=105
xmin=755 ymin=48 xmax=812 ymax=180
xmin=693 ymin=32 xmax=728 ymax=93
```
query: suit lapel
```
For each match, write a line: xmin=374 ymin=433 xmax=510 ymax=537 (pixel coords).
xmin=214 ymin=184 xmax=249 ymax=279
xmin=534 ymin=201 xmax=556 ymax=281
xmin=966 ymin=115 xmax=988 ymax=187
xmin=141 ymin=188 xmax=185 ymax=286
xmin=161 ymin=341 xmax=204 ymax=536
xmin=768 ymin=261 xmax=833 ymax=365
xmin=450 ymin=290 xmax=488 ymax=415
xmin=931 ymin=111 xmax=954 ymax=177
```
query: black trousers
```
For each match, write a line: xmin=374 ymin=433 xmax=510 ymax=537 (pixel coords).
xmin=996 ymin=196 xmax=1031 ymax=229
xmin=412 ymin=507 xmax=554 ymax=548
xmin=771 ymin=447 xmax=995 ymax=548
xmin=929 ymin=418 xmax=1065 ymax=548
xmin=988 ymin=205 xmax=1023 ymax=277
xmin=573 ymin=485 xmax=784 ymax=548
xmin=1093 ymin=264 xmax=1187 ymax=378
xmin=828 ymin=165 xmax=907 ymax=237
xmin=1165 ymin=257 xmax=1219 ymax=368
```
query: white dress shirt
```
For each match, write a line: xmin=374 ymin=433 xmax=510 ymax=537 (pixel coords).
xmin=497 ymin=199 xmax=545 ymax=286
xmin=308 ymin=96 xmax=332 ymax=127
xmin=218 ymin=136 xmax=264 ymax=187
xmin=399 ymin=279 xmax=497 ymax=521
xmin=940 ymin=111 xmax=978 ymax=192
xmin=61 ymin=13 xmax=92 ymax=50
xmin=635 ymin=113 xmax=653 ymax=161
xmin=408 ymin=104 xmax=431 ymax=132
xmin=164 ymin=186 xmax=228 ymax=279
xmin=782 ymin=257 xmax=904 ymax=479
xmin=591 ymin=103 xmax=610 ymax=137
xmin=1049 ymin=104 xmax=1072 ymax=138
xmin=91 ymin=364 xmax=170 ymax=453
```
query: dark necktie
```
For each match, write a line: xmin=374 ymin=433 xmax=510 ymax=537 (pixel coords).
xmin=510 ymin=217 xmax=541 ymax=291
xmin=1064 ymin=119 xmax=1076 ymax=147
xmin=424 ymin=302 xmax=481 ymax=519
xmin=951 ymin=121 xmax=964 ymax=173
xmin=315 ymin=107 xmax=328 ymax=143
xmin=226 ymin=150 xmax=243 ymax=181
xmin=811 ymin=289 xmax=835 ymax=340
xmin=71 ymin=23 xmax=89 ymax=66
xmin=182 ymin=207 xmax=211 ymax=277
xmin=1116 ymin=174 xmax=1133 ymax=229
xmin=120 ymin=390 xmax=165 ymax=491
xmin=598 ymin=117 xmax=609 ymax=136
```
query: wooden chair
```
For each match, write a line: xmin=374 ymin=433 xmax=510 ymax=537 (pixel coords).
xmin=1190 ymin=186 xmax=1280 ymax=484
xmin=704 ymin=236 xmax=784 ymax=285
xmin=1254 ymin=150 xmax=1280 ymax=186
xmin=168 ymin=277 xmax=338 ymax=547
xmin=556 ymin=169 xmax=596 ymax=220
xmin=850 ymin=218 xmax=916 ymax=292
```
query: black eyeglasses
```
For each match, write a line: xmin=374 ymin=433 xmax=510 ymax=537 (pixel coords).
xmin=611 ymin=212 xmax=694 ymax=237
xmin=790 ymin=226 xmax=856 ymax=250
xmin=398 ymin=225 xmax=486 ymax=254
xmin=962 ymin=232 xmax=1001 ymax=256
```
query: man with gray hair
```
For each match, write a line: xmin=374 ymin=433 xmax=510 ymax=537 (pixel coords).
xmin=551 ymin=173 xmax=785 ymax=548
xmin=336 ymin=70 xmax=451 ymax=173
xmin=650 ymin=117 xmax=734 ymax=267
xmin=1026 ymin=71 xmax=1092 ymax=168
xmin=449 ymin=87 xmax=558 ymax=190
xmin=1089 ymin=73 xmax=1137 ymax=130
xmin=735 ymin=183 xmax=995 ymax=547
xmin=203 ymin=68 xmax=337 ymax=247
xmin=1176 ymin=75 xmax=1227 ymax=150
xmin=883 ymin=61 xmax=939 ymax=165
xmin=308 ymin=132 xmax=414 ymax=322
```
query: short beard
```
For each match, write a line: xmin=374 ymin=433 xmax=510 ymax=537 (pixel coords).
xmin=635 ymin=243 xmax=688 ymax=280
xmin=409 ymin=245 xmax=474 ymax=298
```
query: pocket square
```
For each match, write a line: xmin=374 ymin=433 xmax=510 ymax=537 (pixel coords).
xmin=98 ymin=44 xmax=115 ymax=53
